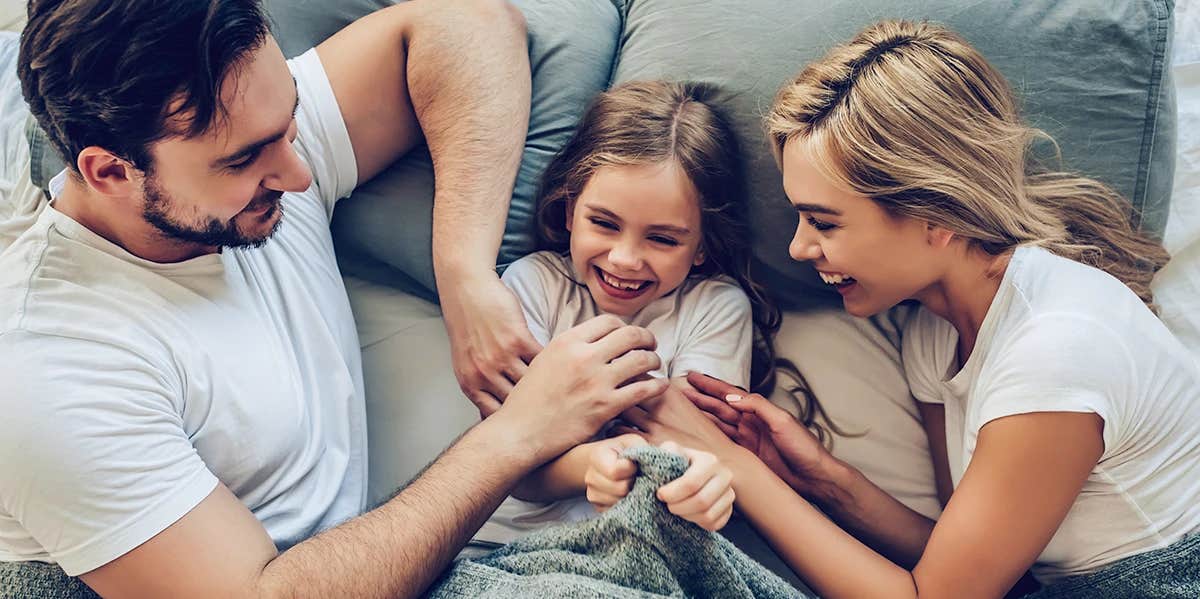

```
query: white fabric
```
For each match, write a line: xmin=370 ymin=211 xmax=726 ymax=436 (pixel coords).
xmin=0 ymin=49 xmax=366 ymax=576
xmin=902 ymin=245 xmax=1200 ymax=583
xmin=473 ymin=250 xmax=753 ymax=545
xmin=503 ymin=250 xmax=753 ymax=385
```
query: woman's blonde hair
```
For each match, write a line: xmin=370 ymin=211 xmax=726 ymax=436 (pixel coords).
xmin=767 ymin=20 xmax=1169 ymax=307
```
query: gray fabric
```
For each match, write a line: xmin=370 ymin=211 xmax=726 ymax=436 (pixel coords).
xmin=1024 ymin=533 xmax=1200 ymax=598
xmin=428 ymin=446 xmax=808 ymax=599
xmin=0 ymin=561 xmax=99 ymax=599
xmin=614 ymin=0 xmax=1176 ymax=308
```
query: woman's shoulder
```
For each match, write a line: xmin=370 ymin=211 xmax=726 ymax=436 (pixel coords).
xmin=1007 ymin=245 xmax=1144 ymax=319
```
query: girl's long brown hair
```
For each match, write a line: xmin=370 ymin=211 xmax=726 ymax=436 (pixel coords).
xmin=538 ymin=80 xmax=844 ymax=445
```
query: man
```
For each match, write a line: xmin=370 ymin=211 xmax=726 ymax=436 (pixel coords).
xmin=0 ymin=0 xmax=668 ymax=597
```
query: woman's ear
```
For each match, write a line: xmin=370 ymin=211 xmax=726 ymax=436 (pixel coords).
xmin=926 ymin=223 xmax=954 ymax=249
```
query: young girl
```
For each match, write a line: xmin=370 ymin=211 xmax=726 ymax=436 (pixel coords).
xmin=629 ymin=19 xmax=1200 ymax=598
xmin=473 ymin=80 xmax=829 ymax=547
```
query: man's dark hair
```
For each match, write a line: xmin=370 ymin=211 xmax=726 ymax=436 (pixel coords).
xmin=18 ymin=0 xmax=270 ymax=175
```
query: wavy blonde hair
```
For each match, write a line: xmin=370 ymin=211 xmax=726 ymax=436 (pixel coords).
xmin=767 ymin=20 xmax=1169 ymax=308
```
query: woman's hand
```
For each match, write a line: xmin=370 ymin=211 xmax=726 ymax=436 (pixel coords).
xmin=656 ymin=441 xmax=736 ymax=532
xmin=683 ymin=372 xmax=841 ymax=503
xmin=584 ymin=434 xmax=648 ymax=511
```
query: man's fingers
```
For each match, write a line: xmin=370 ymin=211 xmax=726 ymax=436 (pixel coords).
xmin=568 ymin=314 xmax=626 ymax=343
xmin=607 ymin=349 xmax=662 ymax=387
xmin=517 ymin=330 xmax=544 ymax=361
xmin=593 ymin=326 xmax=658 ymax=365
xmin=503 ymin=358 xmax=528 ymax=384
xmin=681 ymin=386 xmax=741 ymax=426
xmin=611 ymin=377 xmax=670 ymax=412
xmin=470 ymin=391 xmax=502 ymax=418
xmin=482 ymin=370 xmax=515 ymax=402
xmin=685 ymin=371 xmax=746 ymax=399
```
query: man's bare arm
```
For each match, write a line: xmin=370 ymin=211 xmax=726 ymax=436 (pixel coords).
xmin=318 ymin=0 xmax=540 ymax=413
xmin=80 ymin=416 xmax=535 ymax=599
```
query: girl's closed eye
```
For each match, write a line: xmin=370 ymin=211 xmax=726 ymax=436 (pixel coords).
xmin=806 ymin=216 xmax=835 ymax=231
xmin=589 ymin=217 xmax=619 ymax=231
xmin=649 ymin=235 xmax=680 ymax=247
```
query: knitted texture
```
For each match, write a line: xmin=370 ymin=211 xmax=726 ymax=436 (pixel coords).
xmin=429 ymin=445 xmax=807 ymax=598
xmin=0 ymin=560 xmax=100 ymax=599
xmin=1025 ymin=533 xmax=1200 ymax=598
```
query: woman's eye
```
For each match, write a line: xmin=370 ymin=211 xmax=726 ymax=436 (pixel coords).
xmin=649 ymin=236 xmax=679 ymax=247
xmin=589 ymin=218 xmax=618 ymax=231
xmin=807 ymin=216 xmax=837 ymax=232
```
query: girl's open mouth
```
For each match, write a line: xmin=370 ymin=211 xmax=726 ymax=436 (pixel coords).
xmin=594 ymin=266 xmax=653 ymax=300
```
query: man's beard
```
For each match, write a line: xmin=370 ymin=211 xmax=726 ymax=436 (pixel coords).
xmin=142 ymin=174 xmax=284 ymax=249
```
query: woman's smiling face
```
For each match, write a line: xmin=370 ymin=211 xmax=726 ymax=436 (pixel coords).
xmin=567 ymin=161 xmax=706 ymax=317
xmin=782 ymin=139 xmax=944 ymax=317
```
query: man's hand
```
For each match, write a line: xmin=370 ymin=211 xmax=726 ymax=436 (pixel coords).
xmin=493 ymin=315 xmax=669 ymax=463
xmin=441 ymin=272 xmax=542 ymax=416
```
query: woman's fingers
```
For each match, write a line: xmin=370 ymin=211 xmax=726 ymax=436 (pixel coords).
xmin=724 ymin=391 xmax=804 ymax=436
xmin=681 ymin=385 xmax=741 ymax=426
xmin=685 ymin=371 xmax=747 ymax=399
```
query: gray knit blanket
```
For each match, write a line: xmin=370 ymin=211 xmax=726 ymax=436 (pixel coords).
xmin=428 ymin=445 xmax=808 ymax=598
xmin=1024 ymin=532 xmax=1200 ymax=598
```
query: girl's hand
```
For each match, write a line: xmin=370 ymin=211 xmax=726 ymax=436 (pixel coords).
xmin=656 ymin=441 xmax=735 ymax=532
xmin=584 ymin=434 xmax=649 ymax=511
xmin=684 ymin=372 xmax=839 ymax=502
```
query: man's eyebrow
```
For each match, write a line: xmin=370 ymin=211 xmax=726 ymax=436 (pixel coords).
xmin=212 ymin=77 xmax=300 ymax=168
xmin=792 ymin=202 xmax=842 ymax=216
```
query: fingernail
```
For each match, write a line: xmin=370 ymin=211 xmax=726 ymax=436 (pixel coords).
xmin=725 ymin=394 xmax=743 ymax=403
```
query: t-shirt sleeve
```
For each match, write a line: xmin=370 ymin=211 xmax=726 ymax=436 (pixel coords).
xmin=287 ymin=48 xmax=358 ymax=220
xmin=972 ymin=314 xmax=1128 ymax=454
xmin=500 ymin=253 xmax=558 ymax=347
xmin=0 ymin=331 xmax=219 ymax=576
xmin=901 ymin=306 xmax=957 ymax=405
xmin=670 ymin=281 xmax=753 ymax=389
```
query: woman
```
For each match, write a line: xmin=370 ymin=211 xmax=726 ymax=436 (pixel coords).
xmin=618 ymin=19 xmax=1200 ymax=598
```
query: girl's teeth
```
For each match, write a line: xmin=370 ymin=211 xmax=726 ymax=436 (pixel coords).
xmin=602 ymin=271 xmax=644 ymax=290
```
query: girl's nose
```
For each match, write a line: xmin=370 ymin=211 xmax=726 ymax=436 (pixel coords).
xmin=789 ymin=225 xmax=822 ymax=262
xmin=608 ymin=240 xmax=644 ymax=272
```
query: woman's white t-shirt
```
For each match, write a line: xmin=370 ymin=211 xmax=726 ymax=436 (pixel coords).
xmin=473 ymin=250 xmax=753 ymax=545
xmin=902 ymin=245 xmax=1200 ymax=583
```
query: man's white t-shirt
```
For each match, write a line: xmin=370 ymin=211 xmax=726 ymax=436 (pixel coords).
xmin=472 ymin=250 xmax=753 ymax=545
xmin=0 ymin=49 xmax=366 ymax=577
xmin=902 ymin=245 xmax=1200 ymax=583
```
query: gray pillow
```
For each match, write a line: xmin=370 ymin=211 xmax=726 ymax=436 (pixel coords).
xmin=24 ymin=0 xmax=624 ymax=299
xmin=613 ymin=0 xmax=1176 ymax=306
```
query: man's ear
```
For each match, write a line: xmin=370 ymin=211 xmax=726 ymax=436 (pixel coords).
xmin=77 ymin=147 xmax=139 ymax=197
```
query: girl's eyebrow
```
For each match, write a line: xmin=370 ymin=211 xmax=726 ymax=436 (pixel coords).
xmin=585 ymin=205 xmax=692 ymax=235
